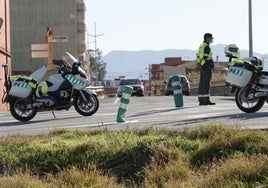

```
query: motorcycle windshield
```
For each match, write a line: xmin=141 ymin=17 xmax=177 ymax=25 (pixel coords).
xmin=30 ymin=65 xmax=47 ymax=82
xmin=64 ymin=52 xmax=87 ymax=77
xmin=56 ymin=52 xmax=78 ymax=69
xmin=65 ymin=52 xmax=79 ymax=64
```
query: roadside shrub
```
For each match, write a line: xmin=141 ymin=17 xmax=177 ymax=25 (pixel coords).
xmin=143 ymin=160 xmax=192 ymax=188
xmin=98 ymin=142 xmax=153 ymax=185
xmin=165 ymin=136 xmax=202 ymax=155
xmin=0 ymin=171 xmax=46 ymax=188
xmin=190 ymin=127 xmax=268 ymax=166
xmin=0 ymin=125 xmax=267 ymax=187
xmin=196 ymin=153 xmax=268 ymax=187
xmin=183 ymin=124 xmax=234 ymax=140
xmin=0 ymin=167 xmax=121 ymax=188
xmin=48 ymin=166 xmax=120 ymax=188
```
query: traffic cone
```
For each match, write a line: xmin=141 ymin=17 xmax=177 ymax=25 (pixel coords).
xmin=116 ymin=85 xmax=133 ymax=123
xmin=170 ymin=75 xmax=183 ymax=107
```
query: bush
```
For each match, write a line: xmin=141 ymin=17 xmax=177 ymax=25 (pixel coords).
xmin=48 ymin=166 xmax=119 ymax=188
xmin=0 ymin=125 xmax=267 ymax=187
xmin=196 ymin=153 xmax=268 ymax=187
xmin=190 ymin=128 xmax=268 ymax=166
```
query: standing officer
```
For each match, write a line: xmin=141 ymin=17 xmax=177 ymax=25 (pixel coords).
xmin=197 ymin=33 xmax=216 ymax=105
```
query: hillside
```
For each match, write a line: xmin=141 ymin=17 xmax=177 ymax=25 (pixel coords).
xmin=102 ymin=44 xmax=268 ymax=79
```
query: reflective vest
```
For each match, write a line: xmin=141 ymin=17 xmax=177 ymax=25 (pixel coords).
xmin=228 ymin=59 xmax=260 ymax=73
xmin=197 ymin=42 xmax=212 ymax=66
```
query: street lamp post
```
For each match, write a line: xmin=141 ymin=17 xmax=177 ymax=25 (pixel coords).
xmin=249 ymin=0 xmax=253 ymax=57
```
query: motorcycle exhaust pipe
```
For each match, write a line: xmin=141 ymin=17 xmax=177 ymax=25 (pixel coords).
xmin=257 ymin=88 xmax=268 ymax=92
xmin=28 ymin=99 xmax=55 ymax=109
xmin=248 ymin=91 xmax=267 ymax=99
xmin=254 ymin=92 xmax=267 ymax=97
xmin=31 ymin=102 xmax=44 ymax=108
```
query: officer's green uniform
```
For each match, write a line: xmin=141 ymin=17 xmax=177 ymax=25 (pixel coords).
xmin=197 ymin=41 xmax=213 ymax=104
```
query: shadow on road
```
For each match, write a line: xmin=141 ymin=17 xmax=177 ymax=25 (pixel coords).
xmin=128 ymin=106 xmax=192 ymax=118
xmin=0 ymin=115 xmax=82 ymax=127
xmin=170 ymin=111 xmax=268 ymax=127
xmin=128 ymin=105 xmax=268 ymax=128
xmin=0 ymin=119 xmax=52 ymax=127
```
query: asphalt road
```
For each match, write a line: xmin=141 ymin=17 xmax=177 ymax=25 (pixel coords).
xmin=1 ymin=96 xmax=268 ymax=136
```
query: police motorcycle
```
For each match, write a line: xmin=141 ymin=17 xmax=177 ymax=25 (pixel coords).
xmin=225 ymin=44 xmax=267 ymax=113
xmin=1 ymin=52 xmax=99 ymax=121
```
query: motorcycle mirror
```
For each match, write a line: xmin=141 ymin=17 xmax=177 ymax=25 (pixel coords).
xmin=0 ymin=18 xmax=3 ymax=29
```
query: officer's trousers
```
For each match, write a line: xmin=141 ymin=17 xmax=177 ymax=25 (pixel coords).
xmin=198 ymin=66 xmax=212 ymax=103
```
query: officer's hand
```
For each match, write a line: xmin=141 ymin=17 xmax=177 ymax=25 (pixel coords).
xmin=206 ymin=60 xmax=213 ymax=67
xmin=211 ymin=62 xmax=214 ymax=69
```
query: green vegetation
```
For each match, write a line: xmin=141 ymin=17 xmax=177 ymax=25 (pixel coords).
xmin=0 ymin=124 xmax=268 ymax=187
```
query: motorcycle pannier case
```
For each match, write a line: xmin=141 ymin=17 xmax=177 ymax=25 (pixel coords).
xmin=9 ymin=80 xmax=32 ymax=98
xmin=226 ymin=66 xmax=252 ymax=87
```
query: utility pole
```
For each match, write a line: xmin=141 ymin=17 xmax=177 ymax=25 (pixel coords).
xmin=248 ymin=0 xmax=253 ymax=57
xmin=88 ymin=23 xmax=104 ymax=80
xmin=88 ymin=23 xmax=104 ymax=58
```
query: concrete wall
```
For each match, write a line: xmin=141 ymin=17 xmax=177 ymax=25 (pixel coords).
xmin=190 ymin=85 xmax=234 ymax=96
xmin=10 ymin=0 xmax=86 ymax=74
xmin=0 ymin=0 xmax=11 ymax=111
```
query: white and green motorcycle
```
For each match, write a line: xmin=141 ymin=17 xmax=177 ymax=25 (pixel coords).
xmin=1 ymin=52 xmax=99 ymax=121
xmin=225 ymin=44 xmax=267 ymax=113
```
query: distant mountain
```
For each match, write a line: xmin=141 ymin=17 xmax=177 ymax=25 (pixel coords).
xmin=102 ymin=44 xmax=268 ymax=79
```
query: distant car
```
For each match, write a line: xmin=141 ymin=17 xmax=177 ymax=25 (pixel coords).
xmin=117 ymin=79 xmax=144 ymax=97
xmin=164 ymin=75 xmax=190 ymax=96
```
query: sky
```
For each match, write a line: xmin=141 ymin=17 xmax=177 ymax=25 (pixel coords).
xmin=85 ymin=0 xmax=268 ymax=56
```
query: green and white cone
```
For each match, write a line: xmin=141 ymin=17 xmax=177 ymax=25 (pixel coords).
xmin=116 ymin=85 xmax=133 ymax=123
xmin=170 ymin=75 xmax=183 ymax=107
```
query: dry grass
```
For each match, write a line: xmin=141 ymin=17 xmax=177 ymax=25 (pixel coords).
xmin=0 ymin=125 xmax=267 ymax=187
xmin=186 ymin=71 xmax=227 ymax=87
xmin=47 ymin=166 xmax=120 ymax=188
xmin=165 ymin=61 xmax=228 ymax=86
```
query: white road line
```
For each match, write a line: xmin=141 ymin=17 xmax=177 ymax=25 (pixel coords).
xmin=189 ymin=112 xmax=224 ymax=119
xmin=113 ymin=97 xmax=120 ymax=103
xmin=26 ymin=120 xmax=141 ymax=130
xmin=95 ymin=113 xmax=117 ymax=116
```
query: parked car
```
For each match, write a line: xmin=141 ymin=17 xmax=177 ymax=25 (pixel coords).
xmin=164 ymin=75 xmax=190 ymax=96
xmin=117 ymin=79 xmax=144 ymax=97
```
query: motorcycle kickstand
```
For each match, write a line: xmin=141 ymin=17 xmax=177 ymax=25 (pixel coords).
xmin=51 ymin=110 xmax=56 ymax=118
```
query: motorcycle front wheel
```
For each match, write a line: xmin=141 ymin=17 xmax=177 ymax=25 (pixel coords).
xmin=9 ymin=98 xmax=37 ymax=121
xmin=235 ymin=87 xmax=265 ymax=113
xmin=74 ymin=92 xmax=99 ymax=116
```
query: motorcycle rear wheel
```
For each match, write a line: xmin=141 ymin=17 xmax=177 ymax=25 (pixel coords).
xmin=235 ymin=87 xmax=265 ymax=113
xmin=74 ymin=92 xmax=99 ymax=116
xmin=9 ymin=98 xmax=37 ymax=121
